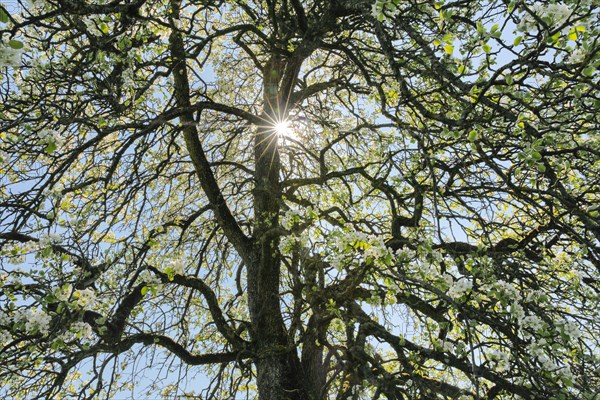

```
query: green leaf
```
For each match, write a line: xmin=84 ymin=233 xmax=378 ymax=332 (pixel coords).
xmin=118 ymin=37 xmax=132 ymax=50
xmin=443 ymin=45 xmax=454 ymax=55
xmin=513 ymin=36 xmax=523 ymax=46
xmin=0 ymin=8 xmax=8 ymax=23
xmin=99 ymin=22 xmax=109 ymax=34
xmin=583 ymin=66 xmax=595 ymax=77
xmin=51 ymin=340 xmax=63 ymax=351
xmin=568 ymin=29 xmax=578 ymax=41
xmin=476 ymin=21 xmax=483 ymax=35
xmin=441 ymin=10 xmax=454 ymax=20
xmin=482 ymin=43 xmax=492 ymax=53
xmin=547 ymin=32 xmax=561 ymax=43
xmin=8 ymin=40 xmax=23 ymax=50
xmin=468 ymin=130 xmax=478 ymax=142
xmin=536 ymin=164 xmax=546 ymax=172
xmin=45 ymin=141 xmax=57 ymax=154
xmin=141 ymin=286 xmax=149 ymax=295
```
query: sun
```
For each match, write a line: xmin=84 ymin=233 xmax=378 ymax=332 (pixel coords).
xmin=272 ymin=119 xmax=301 ymax=143
xmin=274 ymin=120 xmax=292 ymax=137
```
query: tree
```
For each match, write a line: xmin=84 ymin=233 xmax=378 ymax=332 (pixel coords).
xmin=1 ymin=0 xmax=599 ymax=398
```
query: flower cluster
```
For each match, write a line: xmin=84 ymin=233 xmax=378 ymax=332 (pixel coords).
xmin=526 ymin=338 xmax=574 ymax=382
xmin=446 ymin=276 xmax=473 ymax=299
xmin=517 ymin=3 xmax=572 ymax=32
xmin=568 ymin=48 xmax=587 ymax=64
xmin=73 ymin=288 xmax=96 ymax=309
xmin=558 ymin=319 xmax=581 ymax=342
xmin=14 ymin=308 xmax=52 ymax=335
xmin=520 ymin=315 xmax=545 ymax=332
xmin=164 ymin=258 xmax=185 ymax=276
xmin=0 ymin=329 xmax=10 ymax=344
xmin=527 ymin=339 xmax=575 ymax=383
xmin=0 ymin=311 xmax=11 ymax=343
xmin=488 ymin=349 xmax=510 ymax=372
xmin=52 ymin=285 xmax=96 ymax=309
xmin=279 ymin=233 xmax=307 ymax=255
xmin=281 ymin=207 xmax=317 ymax=230
xmin=82 ymin=17 xmax=107 ymax=36
xmin=493 ymin=280 xmax=522 ymax=302
xmin=433 ymin=339 xmax=455 ymax=354
xmin=69 ymin=321 xmax=93 ymax=340
xmin=329 ymin=228 xmax=394 ymax=270
xmin=0 ymin=44 xmax=22 ymax=67
xmin=53 ymin=284 xmax=74 ymax=301
xmin=0 ymin=310 xmax=9 ymax=325
xmin=37 ymin=129 xmax=64 ymax=153
xmin=371 ymin=0 xmax=400 ymax=22
xmin=528 ymin=339 xmax=554 ymax=369
xmin=39 ymin=233 xmax=62 ymax=248
xmin=139 ymin=270 xmax=163 ymax=293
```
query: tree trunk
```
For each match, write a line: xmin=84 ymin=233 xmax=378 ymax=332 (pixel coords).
xmin=248 ymin=56 xmax=309 ymax=400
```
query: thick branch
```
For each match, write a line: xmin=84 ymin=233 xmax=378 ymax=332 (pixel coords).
xmin=168 ymin=9 xmax=253 ymax=266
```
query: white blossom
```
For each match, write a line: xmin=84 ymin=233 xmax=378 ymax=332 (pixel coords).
xmin=73 ymin=288 xmax=96 ymax=309
xmin=527 ymin=340 xmax=561 ymax=372
xmin=53 ymin=284 xmax=73 ymax=302
xmin=0 ymin=329 xmax=11 ymax=344
xmin=0 ymin=44 xmax=23 ymax=67
xmin=39 ymin=233 xmax=62 ymax=248
xmin=558 ymin=320 xmax=581 ymax=341
xmin=520 ymin=315 xmax=544 ymax=331
xmin=525 ymin=289 xmax=545 ymax=302
xmin=0 ymin=310 xmax=9 ymax=325
xmin=330 ymin=254 xmax=343 ymax=271
xmin=17 ymin=308 xmax=52 ymax=335
xmin=447 ymin=277 xmax=473 ymax=299
xmin=70 ymin=321 xmax=93 ymax=340
xmin=0 ymin=150 xmax=8 ymax=165
xmin=82 ymin=17 xmax=106 ymax=36
xmin=442 ymin=341 xmax=454 ymax=353
xmin=279 ymin=234 xmax=298 ymax=255
xmin=510 ymin=301 xmax=526 ymax=321
xmin=166 ymin=258 xmax=185 ymax=275
xmin=489 ymin=349 xmax=510 ymax=372
xmin=281 ymin=209 xmax=299 ymax=230
xmin=371 ymin=0 xmax=400 ymax=22
xmin=395 ymin=248 xmax=416 ymax=260
xmin=433 ymin=338 xmax=454 ymax=354
xmin=568 ymin=48 xmax=586 ymax=64
xmin=517 ymin=3 xmax=573 ymax=32
xmin=139 ymin=270 xmax=163 ymax=288
xmin=494 ymin=280 xmax=522 ymax=301
xmin=557 ymin=365 xmax=575 ymax=384
xmin=37 ymin=130 xmax=64 ymax=148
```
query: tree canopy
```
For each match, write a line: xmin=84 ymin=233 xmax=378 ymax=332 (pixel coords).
xmin=1 ymin=0 xmax=600 ymax=399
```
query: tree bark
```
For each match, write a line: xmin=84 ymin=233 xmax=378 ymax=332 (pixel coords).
xmin=248 ymin=55 xmax=309 ymax=400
